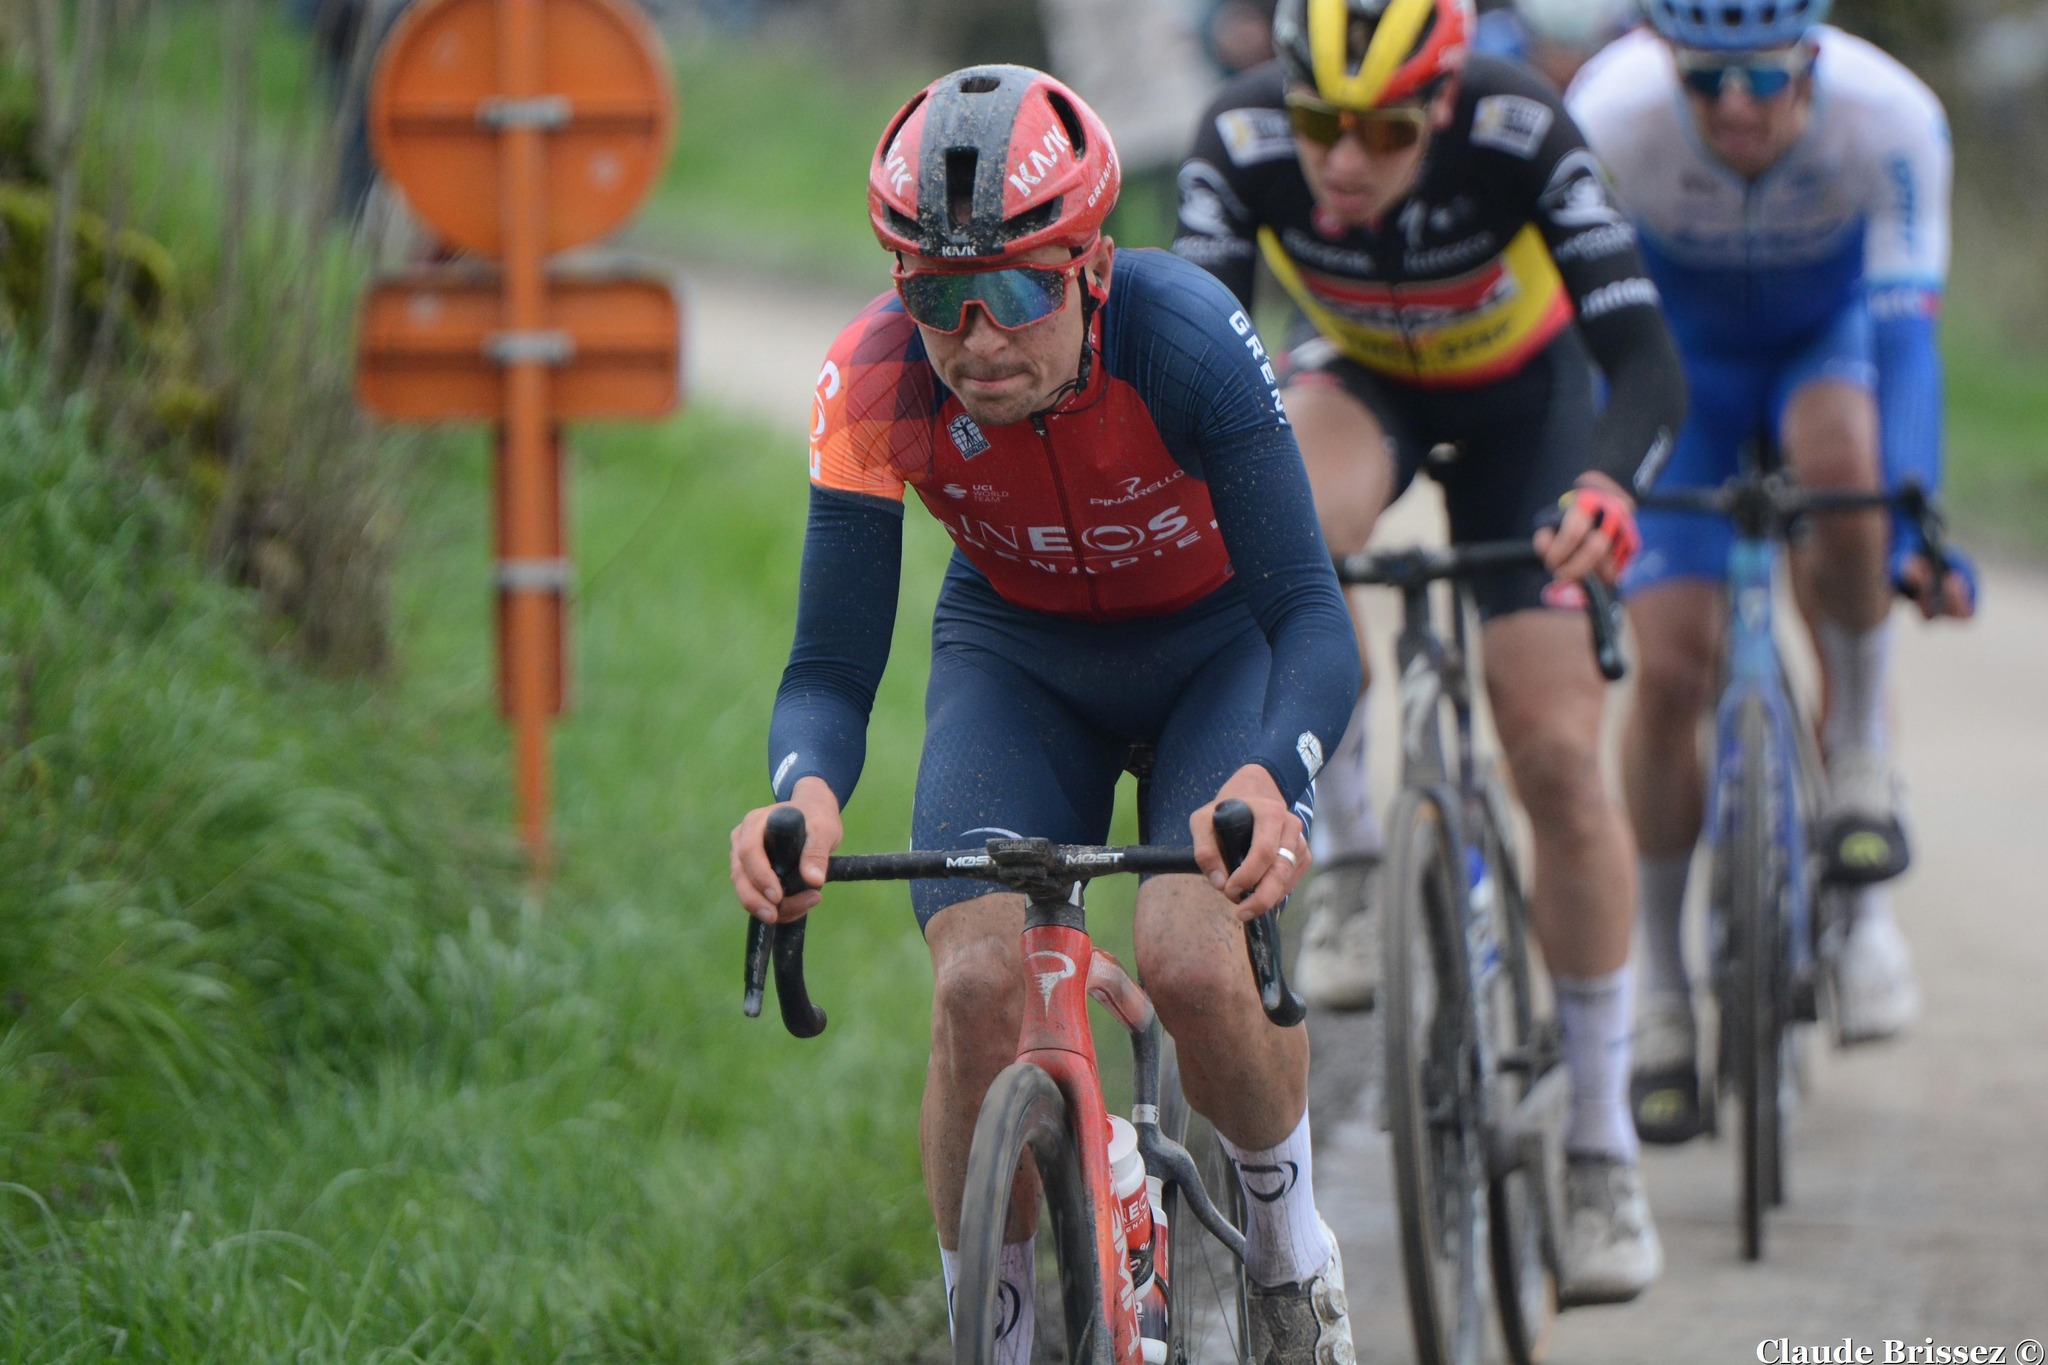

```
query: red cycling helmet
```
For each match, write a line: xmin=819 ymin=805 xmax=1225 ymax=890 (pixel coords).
xmin=869 ymin=65 xmax=1120 ymax=263
xmin=1273 ymin=0 xmax=1474 ymax=109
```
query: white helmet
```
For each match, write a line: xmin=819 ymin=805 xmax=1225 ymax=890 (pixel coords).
xmin=1512 ymin=0 xmax=1638 ymax=51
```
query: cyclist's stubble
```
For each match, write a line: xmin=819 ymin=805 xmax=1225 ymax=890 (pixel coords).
xmin=913 ymin=243 xmax=1109 ymax=430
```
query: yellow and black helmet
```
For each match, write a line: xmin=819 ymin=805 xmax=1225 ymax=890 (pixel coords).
xmin=1273 ymin=0 xmax=1476 ymax=109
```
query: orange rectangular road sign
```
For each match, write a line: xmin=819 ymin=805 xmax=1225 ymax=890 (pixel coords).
xmin=357 ymin=260 xmax=684 ymax=421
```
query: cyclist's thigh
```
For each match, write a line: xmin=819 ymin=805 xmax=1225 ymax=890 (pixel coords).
xmin=1429 ymin=331 xmax=1593 ymax=620
xmin=1281 ymin=328 xmax=1428 ymax=556
xmin=1625 ymin=347 xmax=1771 ymax=597
xmin=1481 ymin=607 xmax=1610 ymax=764
xmin=913 ymin=640 xmax=1125 ymax=932
xmin=1774 ymin=300 xmax=1880 ymax=490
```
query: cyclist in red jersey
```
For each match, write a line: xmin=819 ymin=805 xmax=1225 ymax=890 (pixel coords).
xmin=731 ymin=67 xmax=1364 ymax=1362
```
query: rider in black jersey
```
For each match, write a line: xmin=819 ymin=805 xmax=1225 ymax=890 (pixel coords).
xmin=1175 ymin=0 xmax=1686 ymax=1306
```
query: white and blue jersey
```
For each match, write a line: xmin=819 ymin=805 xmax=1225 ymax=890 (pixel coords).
xmin=1567 ymin=27 xmax=1951 ymax=586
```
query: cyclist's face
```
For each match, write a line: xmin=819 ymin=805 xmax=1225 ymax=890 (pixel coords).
xmin=1291 ymin=84 xmax=1452 ymax=228
xmin=1677 ymin=42 xmax=1816 ymax=179
xmin=907 ymin=242 xmax=1110 ymax=429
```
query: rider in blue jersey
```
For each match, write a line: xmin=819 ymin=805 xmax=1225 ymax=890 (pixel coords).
xmin=1568 ymin=0 xmax=1980 ymax=1141
xmin=1472 ymin=0 xmax=1637 ymax=92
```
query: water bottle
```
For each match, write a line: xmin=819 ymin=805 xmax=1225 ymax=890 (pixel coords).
xmin=1466 ymin=844 xmax=1501 ymax=977
xmin=1137 ymin=1174 xmax=1170 ymax=1362
xmin=1107 ymin=1116 xmax=1169 ymax=1361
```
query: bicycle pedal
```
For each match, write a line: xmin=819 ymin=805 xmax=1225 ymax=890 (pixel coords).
xmin=1817 ymin=814 xmax=1910 ymax=886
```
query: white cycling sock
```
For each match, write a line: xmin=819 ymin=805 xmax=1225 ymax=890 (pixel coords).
xmin=1219 ymin=1108 xmax=1334 ymax=1288
xmin=1636 ymin=855 xmax=1692 ymax=1001
xmin=1308 ymin=690 xmax=1383 ymax=865
xmin=1817 ymin=619 xmax=1893 ymax=759
xmin=1555 ymin=967 xmax=1641 ymax=1164
xmin=1848 ymin=883 xmax=1897 ymax=936
xmin=940 ymin=1238 xmax=1036 ymax=1363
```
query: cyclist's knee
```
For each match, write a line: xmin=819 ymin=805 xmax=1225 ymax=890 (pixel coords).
xmin=1784 ymin=382 xmax=1880 ymax=491
xmin=1136 ymin=890 xmax=1251 ymax=1026
xmin=929 ymin=922 xmax=1023 ymax=1051
xmin=1502 ymin=726 xmax=1609 ymax=831
xmin=1631 ymin=638 xmax=1717 ymax=735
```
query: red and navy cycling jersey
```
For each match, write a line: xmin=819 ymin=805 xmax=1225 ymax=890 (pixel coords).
xmin=771 ymin=247 xmax=1358 ymax=811
xmin=808 ymin=248 xmax=1292 ymax=620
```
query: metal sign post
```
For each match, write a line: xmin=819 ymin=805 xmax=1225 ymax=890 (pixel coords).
xmin=359 ymin=0 xmax=681 ymax=874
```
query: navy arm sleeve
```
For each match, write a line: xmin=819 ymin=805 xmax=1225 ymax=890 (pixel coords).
xmin=765 ymin=485 xmax=904 ymax=805
xmin=1203 ymin=424 xmax=1365 ymax=803
xmin=1105 ymin=251 xmax=1362 ymax=807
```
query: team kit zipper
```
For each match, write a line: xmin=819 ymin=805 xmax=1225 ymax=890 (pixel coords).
xmin=1030 ymin=409 xmax=1107 ymax=620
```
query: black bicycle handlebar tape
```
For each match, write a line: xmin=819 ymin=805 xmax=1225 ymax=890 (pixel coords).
xmin=1581 ymin=576 xmax=1627 ymax=682
xmin=751 ymin=805 xmax=828 ymax=1039
xmin=1215 ymin=798 xmax=1309 ymax=1028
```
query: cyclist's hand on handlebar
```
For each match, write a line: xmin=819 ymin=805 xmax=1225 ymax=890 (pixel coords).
xmin=1536 ymin=474 xmax=1641 ymax=586
xmin=1191 ymin=764 xmax=1309 ymax=921
xmin=730 ymin=777 xmax=843 ymax=925
xmin=1897 ymin=549 xmax=1979 ymax=621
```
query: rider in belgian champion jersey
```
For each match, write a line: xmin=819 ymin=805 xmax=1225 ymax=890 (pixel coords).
xmin=732 ymin=66 xmax=1365 ymax=1363
xmin=1174 ymin=0 xmax=1687 ymax=1304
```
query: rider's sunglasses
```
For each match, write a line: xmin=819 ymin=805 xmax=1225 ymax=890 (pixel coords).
xmin=1675 ymin=45 xmax=1814 ymax=101
xmin=892 ymin=255 xmax=1089 ymax=334
xmin=1283 ymin=89 xmax=1430 ymax=156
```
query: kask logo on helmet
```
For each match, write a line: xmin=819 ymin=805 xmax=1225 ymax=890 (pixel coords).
xmin=1008 ymin=125 xmax=1072 ymax=197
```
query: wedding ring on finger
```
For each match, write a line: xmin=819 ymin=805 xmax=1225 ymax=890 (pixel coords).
xmin=1275 ymin=846 xmax=1298 ymax=869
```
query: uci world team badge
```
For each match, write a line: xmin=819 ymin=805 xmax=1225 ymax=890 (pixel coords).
xmin=949 ymin=414 xmax=991 ymax=459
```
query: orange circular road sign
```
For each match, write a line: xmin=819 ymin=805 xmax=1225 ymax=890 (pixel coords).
xmin=369 ymin=0 xmax=675 ymax=256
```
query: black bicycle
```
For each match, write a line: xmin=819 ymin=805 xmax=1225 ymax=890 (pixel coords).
xmin=743 ymin=800 xmax=1302 ymax=1364
xmin=1333 ymin=539 xmax=1625 ymax=1365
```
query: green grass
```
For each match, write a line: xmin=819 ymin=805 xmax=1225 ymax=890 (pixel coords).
xmin=1942 ymin=317 xmax=2048 ymax=559
xmin=0 ymin=342 xmax=1000 ymax=1355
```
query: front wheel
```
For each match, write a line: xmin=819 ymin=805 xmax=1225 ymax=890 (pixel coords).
xmin=1384 ymin=787 xmax=1487 ymax=1365
xmin=1473 ymin=789 xmax=1556 ymax=1365
xmin=1720 ymin=697 xmax=1791 ymax=1262
xmin=955 ymin=1063 xmax=1105 ymax=1364
xmin=1160 ymin=1042 xmax=1250 ymax=1364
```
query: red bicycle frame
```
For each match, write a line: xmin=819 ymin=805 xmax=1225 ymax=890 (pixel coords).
xmin=1017 ymin=910 xmax=1156 ymax=1363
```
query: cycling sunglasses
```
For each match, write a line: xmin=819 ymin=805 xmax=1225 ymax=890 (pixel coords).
xmin=892 ymin=256 xmax=1089 ymax=334
xmin=1675 ymin=45 xmax=1814 ymax=101
xmin=1283 ymin=90 xmax=1430 ymax=156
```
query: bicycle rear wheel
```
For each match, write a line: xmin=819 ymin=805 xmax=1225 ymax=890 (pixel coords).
xmin=1384 ymin=787 xmax=1487 ymax=1365
xmin=1160 ymin=1043 xmax=1250 ymax=1364
xmin=1474 ymin=790 xmax=1557 ymax=1365
xmin=1721 ymin=697 xmax=1789 ymax=1262
xmin=955 ymin=1062 xmax=1106 ymax=1364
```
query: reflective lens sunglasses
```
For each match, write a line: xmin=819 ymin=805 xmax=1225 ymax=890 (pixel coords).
xmin=1283 ymin=90 xmax=1430 ymax=156
xmin=892 ymin=255 xmax=1089 ymax=334
xmin=1675 ymin=45 xmax=1814 ymax=101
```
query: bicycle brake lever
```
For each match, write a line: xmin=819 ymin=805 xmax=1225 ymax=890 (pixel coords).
xmin=1582 ymin=576 xmax=1628 ymax=682
xmin=1214 ymin=798 xmax=1308 ymax=1028
xmin=749 ymin=805 xmax=828 ymax=1039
